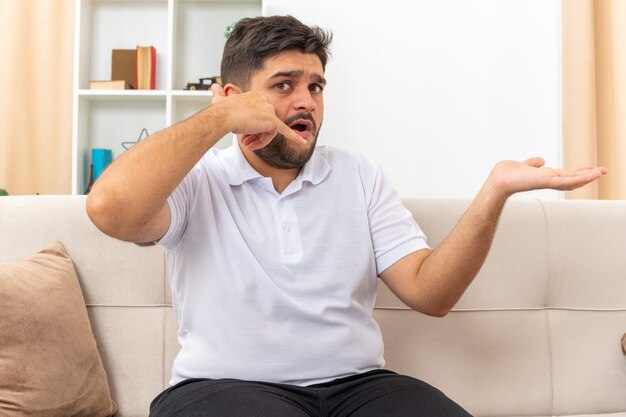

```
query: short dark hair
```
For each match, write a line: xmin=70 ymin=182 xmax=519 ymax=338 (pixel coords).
xmin=220 ymin=15 xmax=332 ymax=88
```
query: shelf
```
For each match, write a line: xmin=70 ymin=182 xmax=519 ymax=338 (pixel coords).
xmin=171 ymin=90 xmax=213 ymax=102
xmin=78 ymin=90 xmax=214 ymax=102
xmin=78 ymin=89 xmax=168 ymax=101
xmin=72 ymin=0 xmax=262 ymax=194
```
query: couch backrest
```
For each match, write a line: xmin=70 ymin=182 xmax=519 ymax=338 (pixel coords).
xmin=1 ymin=196 xmax=625 ymax=417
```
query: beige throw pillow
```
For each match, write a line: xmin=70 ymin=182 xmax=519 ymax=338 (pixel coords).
xmin=0 ymin=242 xmax=117 ymax=417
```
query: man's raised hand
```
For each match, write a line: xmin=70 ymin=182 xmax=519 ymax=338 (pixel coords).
xmin=487 ymin=157 xmax=608 ymax=199
xmin=210 ymin=83 xmax=306 ymax=151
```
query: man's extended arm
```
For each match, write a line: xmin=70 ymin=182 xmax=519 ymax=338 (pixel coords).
xmin=379 ymin=158 xmax=607 ymax=317
xmin=86 ymin=84 xmax=304 ymax=243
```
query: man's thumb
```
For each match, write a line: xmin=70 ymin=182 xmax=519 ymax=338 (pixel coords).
xmin=211 ymin=82 xmax=225 ymax=97
xmin=524 ymin=157 xmax=545 ymax=168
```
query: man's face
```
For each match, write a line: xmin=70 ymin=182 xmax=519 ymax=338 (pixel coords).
xmin=246 ymin=50 xmax=326 ymax=169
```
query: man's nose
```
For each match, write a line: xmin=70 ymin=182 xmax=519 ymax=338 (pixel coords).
xmin=292 ymin=87 xmax=316 ymax=111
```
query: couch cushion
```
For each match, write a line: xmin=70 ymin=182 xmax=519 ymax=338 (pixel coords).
xmin=549 ymin=310 xmax=626 ymax=415
xmin=375 ymin=309 xmax=553 ymax=417
xmin=0 ymin=242 xmax=117 ymax=417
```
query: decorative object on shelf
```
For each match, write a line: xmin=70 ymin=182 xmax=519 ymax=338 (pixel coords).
xmin=0 ymin=188 xmax=8 ymax=196
xmin=122 ymin=128 xmax=150 ymax=150
xmin=92 ymin=148 xmax=113 ymax=181
xmin=183 ymin=76 xmax=222 ymax=90
xmin=224 ymin=21 xmax=237 ymax=39
xmin=136 ymin=45 xmax=156 ymax=90
xmin=112 ymin=49 xmax=137 ymax=89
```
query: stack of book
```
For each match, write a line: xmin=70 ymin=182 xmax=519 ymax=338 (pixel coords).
xmin=90 ymin=46 xmax=156 ymax=90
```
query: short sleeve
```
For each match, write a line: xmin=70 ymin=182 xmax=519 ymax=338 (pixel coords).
xmin=158 ymin=165 xmax=202 ymax=250
xmin=359 ymin=156 xmax=430 ymax=275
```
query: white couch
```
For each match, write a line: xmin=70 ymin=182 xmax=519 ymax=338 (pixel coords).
xmin=1 ymin=195 xmax=625 ymax=417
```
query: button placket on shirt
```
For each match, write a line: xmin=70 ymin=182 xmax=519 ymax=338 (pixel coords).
xmin=275 ymin=196 xmax=302 ymax=263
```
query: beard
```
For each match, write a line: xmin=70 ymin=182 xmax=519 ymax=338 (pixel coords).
xmin=253 ymin=112 xmax=320 ymax=169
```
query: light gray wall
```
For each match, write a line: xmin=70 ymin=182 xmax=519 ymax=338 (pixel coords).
xmin=264 ymin=0 xmax=562 ymax=199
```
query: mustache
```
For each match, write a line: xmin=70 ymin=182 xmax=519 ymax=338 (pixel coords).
xmin=283 ymin=112 xmax=317 ymax=132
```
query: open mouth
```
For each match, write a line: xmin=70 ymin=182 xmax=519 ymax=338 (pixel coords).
xmin=289 ymin=120 xmax=313 ymax=139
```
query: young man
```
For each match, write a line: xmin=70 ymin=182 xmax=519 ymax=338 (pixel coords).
xmin=87 ymin=15 xmax=606 ymax=417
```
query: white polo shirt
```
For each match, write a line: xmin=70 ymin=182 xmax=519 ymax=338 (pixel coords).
xmin=160 ymin=142 xmax=428 ymax=386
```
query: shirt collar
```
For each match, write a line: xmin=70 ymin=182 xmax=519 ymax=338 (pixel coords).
xmin=217 ymin=140 xmax=331 ymax=187
xmin=298 ymin=145 xmax=331 ymax=186
xmin=218 ymin=140 xmax=264 ymax=186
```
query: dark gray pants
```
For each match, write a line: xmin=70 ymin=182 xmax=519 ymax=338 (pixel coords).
xmin=149 ymin=369 xmax=473 ymax=417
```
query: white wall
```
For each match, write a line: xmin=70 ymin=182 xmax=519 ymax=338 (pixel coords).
xmin=264 ymin=0 xmax=562 ymax=199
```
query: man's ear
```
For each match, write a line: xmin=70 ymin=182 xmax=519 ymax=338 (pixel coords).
xmin=223 ymin=83 xmax=243 ymax=96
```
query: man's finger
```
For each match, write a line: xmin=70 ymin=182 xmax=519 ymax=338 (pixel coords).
xmin=570 ymin=165 xmax=599 ymax=172
xmin=524 ymin=157 xmax=545 ymax=168
xmin=275 ymin=117 xmax=307 ymax=144
xmin=554 ymin=167 xmax=608 ymax=179
xmin=211 ymin=83 xmax=226 ymax=97
xmin=241 ymin=134 xmax=258 ymax=147
xmin=551 ymin=169 xmax=605 ymax=190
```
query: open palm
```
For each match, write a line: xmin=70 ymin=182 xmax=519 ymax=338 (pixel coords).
xmin=488 ymin=157 xmax=608 ymax=197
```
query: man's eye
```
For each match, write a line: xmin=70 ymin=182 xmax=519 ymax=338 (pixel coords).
xmin=276 ymin=82 xmax=291 ymax=91
xmin=309 ymin=84 xmax=324 ymax=93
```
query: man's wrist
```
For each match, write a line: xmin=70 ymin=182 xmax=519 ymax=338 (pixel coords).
xmin=481 ymin=172 xmax=513 ymax=209
xmin=192 ymin=101 xmax=233 ymax=142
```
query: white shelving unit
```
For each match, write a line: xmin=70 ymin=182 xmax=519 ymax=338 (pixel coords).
xmin=72 ymin=0 xmax=263 ymax=194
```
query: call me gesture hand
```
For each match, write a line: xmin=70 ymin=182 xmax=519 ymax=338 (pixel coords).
xmin=210 ymin=83 xmax=306 ymax=152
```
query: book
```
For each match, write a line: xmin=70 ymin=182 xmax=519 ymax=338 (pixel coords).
xmin=111 ymin=49 xmax=136 ymax=89
xmin=90 ymin=80 xmax=132 ymax=90
xmin=136 ymin=46 xmax=156 ymax=90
